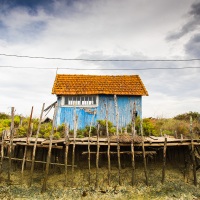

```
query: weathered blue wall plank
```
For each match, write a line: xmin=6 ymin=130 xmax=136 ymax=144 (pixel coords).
xmin=56 ymin=95 xmax=142 ymax=129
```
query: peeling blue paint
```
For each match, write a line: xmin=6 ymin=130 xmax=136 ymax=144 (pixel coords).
xmin=56 ymin=95 xmax=142 ymax=129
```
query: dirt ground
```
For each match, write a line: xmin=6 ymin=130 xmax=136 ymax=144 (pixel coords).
xmin=0 ymin=160 xmax=200 ymax=200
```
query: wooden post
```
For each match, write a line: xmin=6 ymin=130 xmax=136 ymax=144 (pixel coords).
xmin=21 ymin=106 xmax=33 ymax=185
xmin=64 ymin=123 xmax=69 ymax=187
xmin=95 ymin=124 xmax=100 ymax=189
xmin=41 ymin=103 xmax=58 ymax=193
xmin=141 ymin=119 xmax=148 ymax=186
xmin=131 ymin=102 xmax=136 ymax=186
xmin=30 ymin=123 xmax=33 ymax=137
xmin=8 ymin=107 xmax=15 ymax=184
xmin=162 ymin=136 xmax=167 ymax=184
xmin=114 ymin=95 xmax=121 ymax=185
xmin=174 ymin=130 xmax=177 ymax=139
xmin=0 ymin=130 xmax=5 ymax=173
xmin=105 ymin=103 xmax=111 ymax=186
xmin=87 ymin=113 xmax=96 ymax=186
xmin=71 ymin=106 xmax=77 ymax=186
xmin=29 ymin=103 xmax=45 ymax=187
xmin=190 ymin=116 xmax=197 ymax=186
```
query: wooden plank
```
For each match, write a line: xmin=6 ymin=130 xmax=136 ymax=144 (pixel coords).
xmin=1 ymin=156 xmax=76 ymax=166
xmin=81 ymin=151 xmax=156 ymax=155
xmin=14 ymin=143 xmax=63 ymax=149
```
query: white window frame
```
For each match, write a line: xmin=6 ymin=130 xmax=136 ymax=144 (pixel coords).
xmin=61 ymin=95 xmax=98 ymax=107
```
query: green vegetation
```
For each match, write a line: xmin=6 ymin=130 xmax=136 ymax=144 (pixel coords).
xmin=0 ymin=111 xmax=200 ymax=139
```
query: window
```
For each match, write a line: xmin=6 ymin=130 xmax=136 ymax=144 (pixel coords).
xmin=62 ymin=95 xmax=98 ymax=107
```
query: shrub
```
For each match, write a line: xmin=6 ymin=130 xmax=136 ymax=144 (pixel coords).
xmin=16 ymin=126 xmax=27 ymax=137
xmin=0 ymin=113 xmax=10 ymax=119
xmin=97 ymin=119 xmax=115 ymax=135
xmin=53 ymin=132 xmax=61 ymax=139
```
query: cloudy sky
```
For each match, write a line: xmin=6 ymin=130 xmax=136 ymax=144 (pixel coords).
xmin=0 ymin=0 xmax=200 ymax=118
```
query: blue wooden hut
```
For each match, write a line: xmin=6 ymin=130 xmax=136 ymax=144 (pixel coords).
xmin=52 ymin=74 xmax=148 ymax=129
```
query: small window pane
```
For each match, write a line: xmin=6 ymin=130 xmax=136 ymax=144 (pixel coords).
xmin=65 ymin=97 xmax=69 ymax=105
xmin=93 ymin=96 xmax=96 ymax=104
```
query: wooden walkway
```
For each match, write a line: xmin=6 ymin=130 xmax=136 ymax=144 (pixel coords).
xmin=1 ymin=106 xmax=200 ymax=191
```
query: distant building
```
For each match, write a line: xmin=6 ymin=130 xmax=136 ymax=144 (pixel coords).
xmin=52 ymin=74 xmax=148 ymax=129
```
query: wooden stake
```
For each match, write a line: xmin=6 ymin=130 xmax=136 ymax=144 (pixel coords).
xmin=29 ymin=103 xmax=45 ymax=187
xmin=114 ymin=95 xmax=121 ymax=185
xmin=21 ymin=106 xmax=33 ymax=185
xmin=87 ymin=113 xmax=95 ymax=186
xmin=71 ymin=106 xmax=77 ymax=186
xmin=95 ymin=124 xmax=100 ymax=189
xmin=64 ymin=124 xmax=69 ymax=187
xmin=131 ymin=102 xmax=136 ymax=186
xmin=141 ymin=119 xmax=148 ymax=186
xmin=190 ymin=116 xmax=197 ymax=186
xmin=41 ymin=103 xmax=58 ymax=193
xmin=162 ymin=136 xmax=167 ymax=184
xmin=0 ymin=130 xmax=5 ymax=173
xmin=105 ymin=103 xmax=111 ymax=186
xmin=8 ymin=107 xmax=15 ymax=184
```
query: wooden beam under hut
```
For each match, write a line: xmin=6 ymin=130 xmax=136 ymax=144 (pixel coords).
xmin=82 ymin=151 xmax=157 ymax=155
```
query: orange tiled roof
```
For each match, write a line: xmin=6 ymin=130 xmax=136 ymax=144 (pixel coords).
xmin=52 ymin=74 xmax=148 ymax=96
